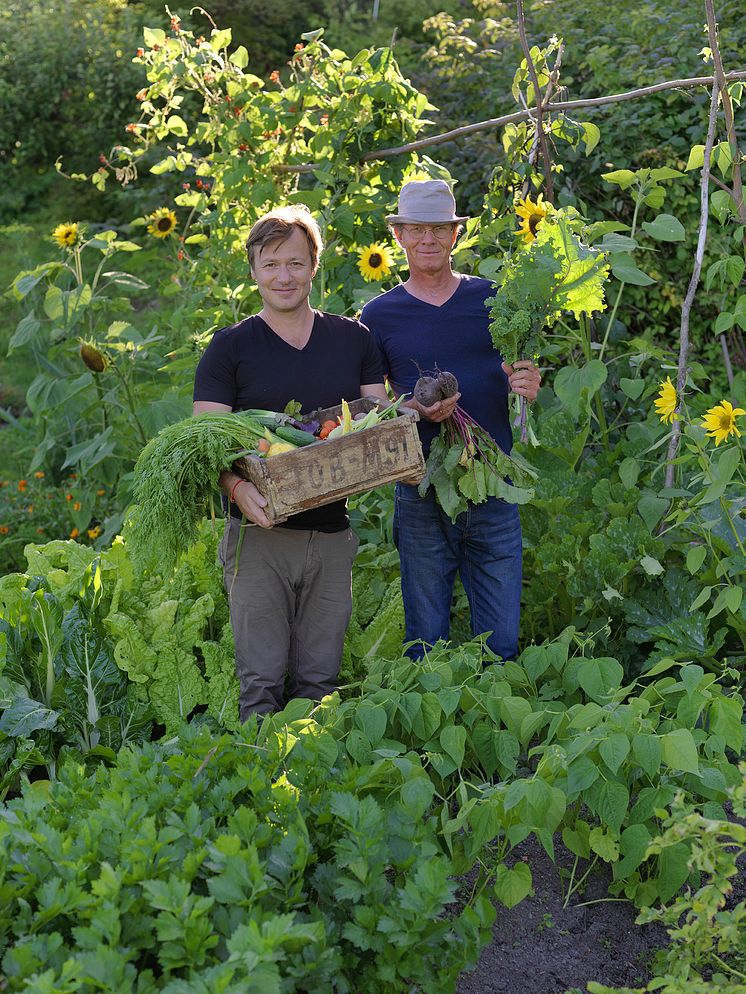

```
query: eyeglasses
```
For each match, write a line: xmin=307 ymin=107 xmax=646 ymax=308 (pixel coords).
xmin=398 ymin=223 xmax=456 ymax=240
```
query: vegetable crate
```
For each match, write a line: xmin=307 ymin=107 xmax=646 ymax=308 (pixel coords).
xmin=234 ymin=397 xmax=425 ymax=524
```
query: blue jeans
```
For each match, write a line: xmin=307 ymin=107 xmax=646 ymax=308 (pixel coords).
xmin=393 ymin=482 xmax=522 ymax=660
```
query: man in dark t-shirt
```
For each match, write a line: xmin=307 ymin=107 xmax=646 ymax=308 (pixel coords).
xmin=361 ymin=180 xmax=541 ymax=661
xmin=194 ymin=205 xmax=387 ymax=720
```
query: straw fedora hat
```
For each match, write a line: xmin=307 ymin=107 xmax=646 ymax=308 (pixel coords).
xmin=386 ymin=179 xmax=469 ymax=225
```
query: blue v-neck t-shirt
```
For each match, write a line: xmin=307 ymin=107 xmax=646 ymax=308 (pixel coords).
xmin=361 ymin=275 xmax=512 ymax=456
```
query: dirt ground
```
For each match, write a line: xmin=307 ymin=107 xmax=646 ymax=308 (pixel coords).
xmin=456 ymin=836 xmax=669 ymax=994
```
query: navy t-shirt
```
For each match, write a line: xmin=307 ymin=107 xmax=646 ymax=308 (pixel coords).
xmin=360 ymin=275 xmax=512 ymax=456
xmin=194 ymin=310 xmax=383 ymax=531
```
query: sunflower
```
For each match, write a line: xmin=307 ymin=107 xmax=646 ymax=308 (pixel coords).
xmin=357 ymin=242 xmax=394 ymax=282
xmin=147 ymin=207 xmax=178 ymax=239
xmin=654 ymin=376 xmax=678 ymax=425
xmin=515 ymin=194 xmax=549 ymax=244
xmin=701 ymin=399 xmax=744 ymax=446
xmin=52 ymin=222 xmax=80 ymax=249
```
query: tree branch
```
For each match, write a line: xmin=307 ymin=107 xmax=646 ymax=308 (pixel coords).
xmin=516 ymin=0 xmax=554 ymax=202
xmin=705 ymin=0 xmax=746 ymax=222
xmin=664 ymin=81 xmax=719 ymax=489
xmin=275 ymin=70 xmax=746 ymax=173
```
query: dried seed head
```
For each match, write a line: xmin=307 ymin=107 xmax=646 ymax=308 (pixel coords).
xmin=80 ymin=343 xmax=107 ymax=373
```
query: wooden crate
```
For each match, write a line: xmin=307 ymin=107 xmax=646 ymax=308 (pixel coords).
xmin=234 ymin=397 xmax=425 ymax=525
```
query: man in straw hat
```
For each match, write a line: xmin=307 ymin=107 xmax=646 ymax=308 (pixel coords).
xmin=361 ymin=179 xmax=540 ymax=661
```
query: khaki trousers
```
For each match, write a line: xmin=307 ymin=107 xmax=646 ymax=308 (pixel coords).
xmin=219 ymin=518 xmax=358 ymax=720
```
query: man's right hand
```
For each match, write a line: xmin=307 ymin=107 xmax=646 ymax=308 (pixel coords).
xmin=231 ymin=478 xmax=273 ymax=528
xmin=404 ymin=393 xmax=461 ymax=423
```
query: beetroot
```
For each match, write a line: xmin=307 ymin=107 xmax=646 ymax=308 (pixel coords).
xmin=414 ymin=375 xmax=442 ymax=407
xmin=436 ymin=370 xmax=459 ymax=399
xmin=413 ymin=368 xmax=459 ymax=407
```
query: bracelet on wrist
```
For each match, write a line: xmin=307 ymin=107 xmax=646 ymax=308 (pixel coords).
xmin=229 ymin=478 xmax=246 ymax=504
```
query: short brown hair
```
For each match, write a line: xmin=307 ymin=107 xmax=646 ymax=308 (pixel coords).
xmin=246 ymin=205 xmax=323 ymax=269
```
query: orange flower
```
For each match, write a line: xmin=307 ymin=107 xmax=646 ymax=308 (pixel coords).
xmin=96 ymin=488 xmax=106 ymax=496
xmin=66 ymin=493 xmax=73 ymax=501
xmin=34 ymin=471 xmax=45 ymax=479
xmin=269 ymin=70 xmax=280 ymax=83
xmin=70 ymin=528 xmax=79 ymax=539
xmin=73 ymin=501 xmax=82 ymax=511
xmin=87 ymin=526 xmax=102 ymax=539
xmin=0 ymin=525 xmax=9 ymax=535
xmin=18 ymin=479 xmax=28 ymax=491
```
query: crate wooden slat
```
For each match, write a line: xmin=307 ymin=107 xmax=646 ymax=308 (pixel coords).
xmin=233 ymin=398 xmax=425 ymax=525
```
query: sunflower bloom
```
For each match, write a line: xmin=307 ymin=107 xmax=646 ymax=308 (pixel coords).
xmin=148 ymin=207 xmax=178 ymax=239
xmin=52 ymin=222 xmax=80 ymax=249
xmin=515 ymin=194 xmax=549 ymax=244
xmin=357 ymin=242 xmax=394 ymax=282
xmin=701 ymin=399 xmax=745 ymax=446
xmin=654 ymin=376 xmax=678 ymax=425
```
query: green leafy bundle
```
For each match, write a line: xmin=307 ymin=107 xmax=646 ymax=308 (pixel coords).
xmin=421 ymin=418 xmax=537 ymax=522
xmin=129 ymin=411 xmax=267 ymax=575
xmin=486 ymin=212 xmax=610 ymax=364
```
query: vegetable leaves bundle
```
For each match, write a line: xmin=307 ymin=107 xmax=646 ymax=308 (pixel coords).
xmin=129 ymin=412 xmax=267 ymax=574
xmin=486 ymin=212 xmax=609 ymax=365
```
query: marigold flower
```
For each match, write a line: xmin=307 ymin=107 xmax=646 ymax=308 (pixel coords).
xmin=357 ymin=242 xmax=395 ymax=282
xmin=18 ymin=480 xmax=28 ymax=491
xmin=73 ymin=501 xmax=82 ymax=511
xmin=70 ymin=528 xmax=80 ymax=539
xmin=701 ymin=399 xmax=745 ymax=446
xmin=0 ymin=525 xmax=9 ymax=535
xmin=66 ymin=493 xmax=73 ymax=501
xmin=654 ymin=376 xmax=678 ymax=425
xmin=34 ymin=471 xmax=45 ymax=478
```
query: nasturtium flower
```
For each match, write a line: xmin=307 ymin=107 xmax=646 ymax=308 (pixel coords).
xmin=147 ymin=207 xmax=178 ymax=239
xmin=701 ymin=399 xmax=744 ymax=446
xmin=357 ymin=242 xmax=394 ymax=282
xmin=515 ymin=194 xmax=549 ymax=244
xmin=654 ymin=376 xmax=678 ymax=425
xmin=52 ymin=222 xmax=80 ymax=249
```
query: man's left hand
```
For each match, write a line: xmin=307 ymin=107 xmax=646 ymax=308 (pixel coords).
xmin=502 ymin=360 xmax=541 ymax=403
